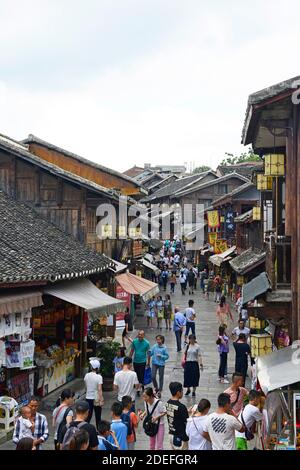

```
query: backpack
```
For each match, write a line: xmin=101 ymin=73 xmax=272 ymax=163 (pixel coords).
xmin=60 ymin=421 xmax=87 ymax=450
xmin=56 ymin=407 xmax=73 ymax=445
xmin=121 ymin=411 xmax=133 ymax=437
xmin=143 ymin=401 xmax=160 ymax=437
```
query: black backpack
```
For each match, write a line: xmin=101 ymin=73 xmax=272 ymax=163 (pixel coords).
xmin=143 ymin=401 xmax=160 ymax=437
xmin=56 ymin=406 xmax=73 ymax=446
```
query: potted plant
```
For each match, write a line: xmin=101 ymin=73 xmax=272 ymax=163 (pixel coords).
xmin=96 ymin=340 xmax=121 ymax=391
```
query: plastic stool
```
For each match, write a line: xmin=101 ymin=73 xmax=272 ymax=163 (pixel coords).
xmin=0 ymin=396 xmax=18 ymax=431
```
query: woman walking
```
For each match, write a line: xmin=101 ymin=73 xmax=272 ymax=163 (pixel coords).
xmin=52 ymin=389 xmax=75 ymax=450
xmin=186 ymin=399 xmax=212 ymax=450
xmin=216 ymin=296 xmax=233 ymax=326
xmin=149 ymin=335 xmax=169 ymax=398
xmin=84 ymin=358 xmax=104 ymax=430
xmin=139 ymin=387 xmax=166 ymax=450
xmin=147 ymin=297 xmax=156 ymax=329
xmin=169 ymin=272 xmax=177 ymax=294
xmin=183 ymin=335 xmax=204 ymax=397
xmin=156 ymin=296 xmax=164 ymax=330
xmin=179 ymin=271 xmax=187 ymax=295
xmin=233 ymin=333 xmax=251 ymax=380
xmin=164 ymin=295 xmax=172 ymax=330
xmin=216 ymin=326 xmax=229 ymax=384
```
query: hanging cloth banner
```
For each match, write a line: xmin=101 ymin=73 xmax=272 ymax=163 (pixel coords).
xmin=207 ymin=211 xmax=220 ymax=228
xmin=20 ymin=340 xmax=35 ymax=370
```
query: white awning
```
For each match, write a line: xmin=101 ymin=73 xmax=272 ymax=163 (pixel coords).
xmin=257 ymin=344 xmax=300 ymax=395
xmin=109 ymin=259 xmax=128 ymax=274
xmin=142 ymin=259 xmax=161 ymax=275
xmin=0 ymin=290 xmax=43 ymax=316
xmin=209 ymin=246 xmax=237 ymax=267
xmin=43 ymin=278 xmax=126 ymax=320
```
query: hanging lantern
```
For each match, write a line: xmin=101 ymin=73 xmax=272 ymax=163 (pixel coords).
xmin=249 ymin=316 xmax=267 ymax=330
xmin=129 ymin=227 xmax=136 ymax=237
xmin=252 ymin=207 xmax=261 ymax=220
xmin=118 ymin=226 xmax=127 ymax=237
xmin=264 ymin=154 xmax=285 ymax=176
xmin=102 ymin=224 xmax=113 ymax=238
xmin=250 ymin=334 xmax=273 ymax=357
xmin=257 ymin=174 xmax=273 ymax=190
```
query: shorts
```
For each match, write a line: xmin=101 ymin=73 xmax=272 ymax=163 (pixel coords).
xmin=236 ymin=437 xmax=248 ymax=450
xmin=147 ymin=311 xmax=155 ymax=318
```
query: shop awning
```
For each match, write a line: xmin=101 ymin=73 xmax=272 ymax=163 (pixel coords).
xmin=0 ymin=290 xmax=44 ymax=315
xmin=229 ymin=248 xmax=266 ymax=275
xmin=257 ymin=345 xmax=300 ymax=394
xmin=116 ymin=273 xmax=159 ymax=302
xmin=109 ymin=259 xmax=128 ymax=274
xmin=43 ymin=278 xmax=126 ymax=320
xmin=209 ymin=246 xmax=237 ymax=267
xmin=142 ymin=259 xmax=161 ymax=275
xmin=242 ymin=272 xmax=271 ymax=305
xmin=200 ymin=246 xmax=214 ymax=255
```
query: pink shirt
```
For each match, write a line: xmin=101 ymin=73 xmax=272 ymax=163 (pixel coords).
xmin=224 ymin=386 xmax=248 ymax=417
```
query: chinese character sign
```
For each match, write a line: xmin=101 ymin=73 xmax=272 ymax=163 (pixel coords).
xmin=225 ymin=210 xmax=235 ymax=236
xmin=207 ymin=211 xmax=220 ymax=229
xmin=208 ymin=232 xmax=218 ymax=246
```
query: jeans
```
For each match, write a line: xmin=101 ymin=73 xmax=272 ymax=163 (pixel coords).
xmin=86 ymin=399 xmax=102 ymax=429
xmin=185 ymin=321 xmax=196 ymax=337
xmin=218 ymin=352 xmax=228 ymax=378
xmin=151 ymin=364 xmax=165 ymax=391
xmin=169 ymin=435 xmax=189 ymax=450
xmin=170 ymin=283 xmax=175 ymax=293
xmin=175 ymin=330 xmax=183 ymax=352
xmin=150 ymin=423 xmax=165 ymax=450
xmin=180 ymin=284 xmax=186 ymax=294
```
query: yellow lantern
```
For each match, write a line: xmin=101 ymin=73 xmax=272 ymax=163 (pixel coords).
xmin=264 ymin=154 xmax=285 ymax=176
xmin=250 ymin=334 xmax=273 ymax=357
xmin=102 ymin=224 xmax=113 ymax=238
xmin=249 ymin=317 xmax=267 ymax=330
xmin=129 ymin=227 xmax=136 ymax=237
xmin=252 ymin=207 xmax=261 ymax=220
xmin=237 ymin=276 xmax=244 ymax=285
xmin=257 ymin=174 xmax=273 ymax=190
xmin=220 ymin=216 xmax=225 ymax=223
xmin=136 ymin=270 xmax=142 ymax=278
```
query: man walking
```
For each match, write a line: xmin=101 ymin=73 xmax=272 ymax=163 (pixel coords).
xmin=113 ymin=357 xmax=140 ymax=408
xmin=231 ymin=320 xmax=250 ymax=341
xmin=202 ymin=393 xmax=244 ymax=450
xmin=173 ymin=307 xmax=186 ymax=352
xmin=224 ymin=372 xmax=249 ymax=418
xmin=235 ymin=390 xmax=263 ymax=450
xmin=129 ymin=330 xmax=150 ymax=395
xmin=166 ymin=382 xmax=189 ymax=450
xmin=187 ymin=268 xmax=196 ymax=295
xmin=184 ymin=299 xmax=196 ymax=342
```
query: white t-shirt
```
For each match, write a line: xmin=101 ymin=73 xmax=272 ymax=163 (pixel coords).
xmin=84 ymin=372 xmax=103 ymax=400
xmin=185 ymin=307 xmax=196 ymax=323
xmin=144 ymin=399 xmax=166 ymax=423
xmin=232 ymin=326 xmax=250 ymax=338
xmin=186 ymin=415 xmax=212 ymax=450
xmin=236 ymin=404 xmax=262 ymax=439
xmin=113 ymin=370 xmax=139 ymax=401
xmin=203 ymin=412 xmax=243 ymax=450
xmin=19 ymin=417 xmax=33 ymax=439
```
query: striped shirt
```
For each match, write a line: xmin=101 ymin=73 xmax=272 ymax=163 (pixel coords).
xmin=13 ymin=412 xmax=49 ymax=449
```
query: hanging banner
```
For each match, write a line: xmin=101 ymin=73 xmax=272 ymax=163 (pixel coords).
xmin=116 ymin=284 xmax=131 ymax=321
xmin=225 ymin=210 xmax=235 ymax=236
xmin=208 ymin=232 xmax=218 ymax=246
xmin=215 ymin=239 xmax=228 ymax=254
xmin=207 ymin=211 xmax=220 ymax=228
xmin=20 ymin=340 xmax=35 ymax=370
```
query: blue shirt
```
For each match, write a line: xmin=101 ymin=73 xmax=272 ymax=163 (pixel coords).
xmin=113 ymin=356 xmax=124 ymax=373
xmin=108 ymin=420 xmax=128 ymax=450
xmin=149 ymin=344 xmax=169 ymax=366
xmin=173 ymin=312 xmax=187 ymax=332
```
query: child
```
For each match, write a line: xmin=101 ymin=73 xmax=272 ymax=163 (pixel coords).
xmin=147 ymin=297 xmax=156 ymax=330
xmin=108 ymin=402 xmax=128 ymax=450
xmin=98 ymin=420 xmax=120 ymax=450
xmin=156 ymin=296 xmax=164 ymax=331
xmin=121 ymin=396 xmax=139 ymax=450
xmin=13 ymin=406 xmax=34 ymax=444
xmin=113 ymin=347 xmax=126 ymax=374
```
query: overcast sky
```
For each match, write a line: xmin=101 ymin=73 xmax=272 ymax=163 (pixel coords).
xmin=0 ymin=0 xmax=299 ymax=173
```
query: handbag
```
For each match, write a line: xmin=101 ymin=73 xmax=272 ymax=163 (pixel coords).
xmin=143 ymin=366 xmax=152 ymax=385
xmin=143 ymin=401 xmax=160 ymax=437
xmin=181 ymin=345 xmax=189 ymax=368
xmin=241 ymin=410 xmax=255 ymax=441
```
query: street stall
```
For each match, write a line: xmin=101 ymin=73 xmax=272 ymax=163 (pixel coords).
xmin=0 ymin=290 xmax=43 ymax=406
xmin=209 ymin=246 xmax=237 ymax=295
xmin=31 ymin=278 xmax=125 ymax=397
xmin=256 ymin=345 xmax=300 ymax=450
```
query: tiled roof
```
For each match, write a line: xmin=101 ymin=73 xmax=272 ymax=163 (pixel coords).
xmin=174 ymin=172 xmax=249 ymax=198
xmin=229 ymin=248 xmax=266 ymax=275
xmin=0 ymin=190 xmax=113 ymax=284
xmin=212 ymin=182 xmax=256 ymax=206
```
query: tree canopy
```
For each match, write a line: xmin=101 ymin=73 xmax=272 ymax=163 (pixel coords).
xmin=192 ymin=165 xmax=212 ymax=174
xmin=220 ymin=148 xmax=260 ymax=166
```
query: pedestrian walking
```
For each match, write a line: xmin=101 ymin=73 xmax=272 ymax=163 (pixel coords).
xmin=121 ymin=396 xmax=139 ymax=450
xmin=213 ymin=274 xmax=222 ymax=303
xmin=166 ymin=382 xmax=189 ymax=450
xmin=232 ymin=320 xmax=250 ymax=341
xmin=216 ymin=325 xmax=229 ymax=384
xmin=186 ymin=399 xmax=212 ymax=450
xmin=13 ymin=406 xmax=35 ymax=445
xmin=58 ymin=401 xmax=99 ymax=450
xmin=161 ymin=269 xmax=169 ymax=291
xmin=122 ymin=307 xmax=133 ymax=348
xmin=108 ymin=403 xmax=128 ymax=450
xmin=52 ymin=389 xmax=75 ymax=450
xmin=233 ymin=334 xmax=251 ymax=380
xmin=146 ymin=297 xmax=156 ymax=329
xmin=155 ymin=295 xmax=164 ymax=330
xmin=202 ymin=393 xmax=244 ymax=450
xmin=179 ymin=271 xmax=187 ymax=295
xmin=113 ymin=347 xmax=126 ymax=374
xmin=183 ymin=335 xmax=203 ymax=397
xmin=224 ymin=373 xmax=249 ymax=418
xmin=187 ymin=268 xmax=196 ymax=294
xmin=184 ymin=299 xmax=196 ymax=342
xmin=216 ymin=296 xmax=233 ymax=326
xmin=164 ymin=294 xmax=172 ymax=330
xmin=149 ymin=335 xmax=169 ymax=397
xmin=129 ymin=330 xmax=150 ymax=395
xmin=113 ymin=357 xmax=139 ymax=407
xmin=13 ymin=396 xmax=49 ymax=450
xmin=84 ymin=358 xmax=104 ymax=430
xmin=235 ymin=390 xmax=263 ymax=450
xmin=169 ymin=272 xmax=177 ymax=294
xmin=139 ymin=387 xmax=167 ymax=450
xmin=173 ymin=307 xmax=186 ymax=352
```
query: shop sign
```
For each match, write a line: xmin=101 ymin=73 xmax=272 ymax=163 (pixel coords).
xmin=207 ymin=211 xmax=220 ymax=229
xmin=215 ymin=239 xmax=228 ymax=254
xmin=208 ymin=232 xmax=218 ymax=246
xmin=20 ymin=340 xmax=35 ymax=370
xmin=225 ymin=210 xmax=235 ymax=236
xmin=116 ymin=284 xmax=130 ymax=321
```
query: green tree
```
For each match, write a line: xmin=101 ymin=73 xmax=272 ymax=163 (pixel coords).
xmin=192 ymin=165 xmax=212 ymax=174
xmin=220 ymin=148 xmax=260 ymax=166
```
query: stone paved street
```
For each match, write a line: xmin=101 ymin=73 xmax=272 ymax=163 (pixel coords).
xmin=0 ymin=283 xmax=247 ymax=450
